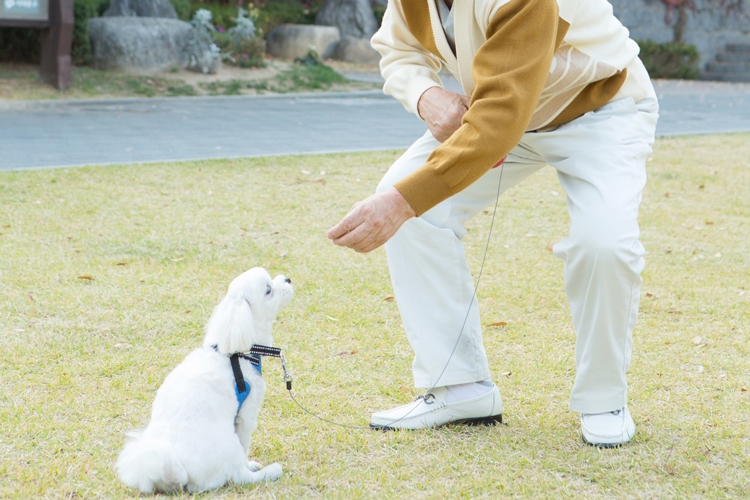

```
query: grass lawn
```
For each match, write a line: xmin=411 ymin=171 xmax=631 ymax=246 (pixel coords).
xmin=0 ymin=134 xmax=748 ymax=498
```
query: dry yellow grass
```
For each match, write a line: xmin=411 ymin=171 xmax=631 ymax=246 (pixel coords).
xmin=0 ymin=134 xmax=748 ymax=498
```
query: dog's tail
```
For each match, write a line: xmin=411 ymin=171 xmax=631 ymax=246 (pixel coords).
xmin=116 ymin=431 xmax=189 ymax=493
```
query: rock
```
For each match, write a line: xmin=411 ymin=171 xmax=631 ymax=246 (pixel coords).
xmin=88 ymin=17 xmax=217 ymax=73
xmin=266 ymin=24 xmax=340 ymax=60
xmin=333 ymin=35 xmax=380 ymax=65
xmin=103 ymin=0 xmax=177 ymax=18
xmin=316 ymin=0 xmax=378 ymax=39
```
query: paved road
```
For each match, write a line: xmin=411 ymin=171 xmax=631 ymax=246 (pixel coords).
xmin=2 ymin=77 xmax=750 ymax=170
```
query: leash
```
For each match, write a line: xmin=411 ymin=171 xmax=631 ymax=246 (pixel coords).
xmin=274 ymin=162 xmax=506 ymax=430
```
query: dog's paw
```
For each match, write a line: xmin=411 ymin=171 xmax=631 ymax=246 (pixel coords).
xmin=260 ymin=462 xmax=283 ymax=482
xmin=247 ymin=461 xmax=262 ymax=472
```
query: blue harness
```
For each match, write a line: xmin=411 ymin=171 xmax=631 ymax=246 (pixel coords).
xmin=231 ymin=354 xmax=261 ymax=413
xmin=211 ymin=344 xmax=283 ymax=418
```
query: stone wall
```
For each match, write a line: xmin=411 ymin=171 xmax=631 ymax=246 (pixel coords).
xmin=610 ymin=0 xmax=750 ymax=68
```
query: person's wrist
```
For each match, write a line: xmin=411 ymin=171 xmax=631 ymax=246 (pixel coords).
xmin=389 ymin=188 xmax=416 ymax=219
xmin=417 ymin=86 xmax=443 ymax=120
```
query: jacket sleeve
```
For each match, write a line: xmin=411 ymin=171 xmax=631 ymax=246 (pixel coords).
xmin=371 ymin=1 xmax=444 ymax=117
xmin=393 ymin=0 xmax=560 ymax=216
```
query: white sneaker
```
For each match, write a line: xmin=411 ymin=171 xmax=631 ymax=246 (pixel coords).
xmin=370 ymin=384 xmax=503 ymax=430
xmin=580 ymin=407 xmax=636 ymax=447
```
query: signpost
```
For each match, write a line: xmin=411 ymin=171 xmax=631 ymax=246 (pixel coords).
xmin=0 ymin=0 xmax=73 ymax=89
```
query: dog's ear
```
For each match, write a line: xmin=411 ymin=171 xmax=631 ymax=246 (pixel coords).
xmin=204 ymin=294 xmax=255 ymax=354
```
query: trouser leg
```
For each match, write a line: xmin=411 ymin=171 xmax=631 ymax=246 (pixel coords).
xmin=377 ymin=131 xmax=545 ymax=388
xmin=528 ymin=97 xmax=659 ymax=413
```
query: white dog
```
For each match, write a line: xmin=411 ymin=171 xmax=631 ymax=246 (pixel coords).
xmin=116 ymin=268 xmax=293 ymax=493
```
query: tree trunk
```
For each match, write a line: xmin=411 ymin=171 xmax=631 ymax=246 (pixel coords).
xmin=316 ymin=0 xmax=378 ymax=39
xmin=674 ymin=3 xmax=688 ymax=43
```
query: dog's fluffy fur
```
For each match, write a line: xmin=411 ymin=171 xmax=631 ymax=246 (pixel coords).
xmin=116 ymin=268 xmax=293 ymax=493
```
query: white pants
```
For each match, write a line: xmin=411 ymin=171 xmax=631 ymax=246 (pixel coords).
xmin=377 ymin=96 xmax=659 ymax=414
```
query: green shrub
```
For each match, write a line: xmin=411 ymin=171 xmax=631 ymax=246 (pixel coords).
xmin=254 ymin=0 xmax=318 ymax=34
xmin=170 ymin=0 xmax=191 ymax=20
xmin=0 ymin=28 xmax=41 ymax=63
xmin=187 ymin=2 xmax=237 ymax=31
xmin=637 ymin=40 xmax=700 ymax=80
xmin=71 ymin=0 xmax=110 ymax=65
xmin=373 ymin=5 xmax=385 ymax=26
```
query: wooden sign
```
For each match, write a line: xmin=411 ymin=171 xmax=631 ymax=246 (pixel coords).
xmin=0 ymin=0 xmax=50 ymax=25
xmin=0 ymin=0 xmax=73 ymax=89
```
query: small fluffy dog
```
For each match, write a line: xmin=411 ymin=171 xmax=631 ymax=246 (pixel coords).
xmin=116 ymin=268 xmax=293 ymax=493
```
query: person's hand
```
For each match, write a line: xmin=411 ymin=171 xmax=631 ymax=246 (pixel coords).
xmin=327 ymin=188 xmax=416 ymax=253
xmin=417 ymin=86 xmax=470 ymax=142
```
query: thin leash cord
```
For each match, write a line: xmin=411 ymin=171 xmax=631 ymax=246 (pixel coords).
xmin=284 ymin=163 xmax=506 ymax=430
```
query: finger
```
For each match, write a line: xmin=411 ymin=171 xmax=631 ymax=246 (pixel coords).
xmin=332 ymin=222 xmax=375 ymax=249
xmin=355 ymin=236 xmax=387 ymax=254
xmin=327 ymin=211 xmax=362 ymax=240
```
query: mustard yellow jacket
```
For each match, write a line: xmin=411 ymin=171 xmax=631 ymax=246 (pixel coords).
xmin=372 ymin=0 xmax=655 ymax=215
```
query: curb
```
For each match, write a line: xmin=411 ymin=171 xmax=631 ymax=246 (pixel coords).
xmin=0 ymin=89 xmax=388 ymax=111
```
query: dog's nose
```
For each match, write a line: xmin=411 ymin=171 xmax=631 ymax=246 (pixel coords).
xmin=285 ymin=277 xmax=292 ymax=284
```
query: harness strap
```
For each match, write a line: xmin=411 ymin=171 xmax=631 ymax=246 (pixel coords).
xmin=229 ymin=354 xmax=247 ymax=393
xmin=248 ymin=344 xmax=282 ymax=358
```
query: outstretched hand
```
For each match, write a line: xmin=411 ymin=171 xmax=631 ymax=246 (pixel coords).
xmin=327 ymin=188 xmax=416 ymax=253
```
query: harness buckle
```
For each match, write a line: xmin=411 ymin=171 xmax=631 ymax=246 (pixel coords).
xmin=281 ymin=353 xmax=293 ymax=391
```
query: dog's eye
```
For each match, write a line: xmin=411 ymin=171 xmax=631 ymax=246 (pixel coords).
xmin=265 ymin=284 xmax=272 ymax=296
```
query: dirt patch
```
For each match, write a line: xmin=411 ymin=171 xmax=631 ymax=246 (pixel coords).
xmin=0 ymin=59 xmax=381 ymax=101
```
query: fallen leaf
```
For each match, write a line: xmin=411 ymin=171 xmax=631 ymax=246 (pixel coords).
xmin=741 ymin=388 xmax=747 ymax=392
xmin=383 ymin=296 xmax=394 ymax=302
xmin=77 ymin=275 xmax=94 ymax=281
xmin=488 ymin=321 xmax=507 ymax=327
xmin=645 ymin=293 xmax=654 ymax=298
xmin=545 ymin=240 xmax=556 ymax=252
xmin=116 ymin=262 xmax=127 ymax=266
xmin=185 ymin=310 xmax=191 ymax=314
xmin=664 ymin=192 xmax=670 ymax=198
xmin=27 ymin=294 xmax=34 ymax=302
xmin=705 ymin=221 xmax=714 ymax=225
xmin=698 ymin=185 xmax=705 ymax=189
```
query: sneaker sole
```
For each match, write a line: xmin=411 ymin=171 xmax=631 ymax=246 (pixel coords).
xmin=581 ymin=434 xmax=630 ymax=448
xmin=370 ymin=413 xmax=503 ymax=431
